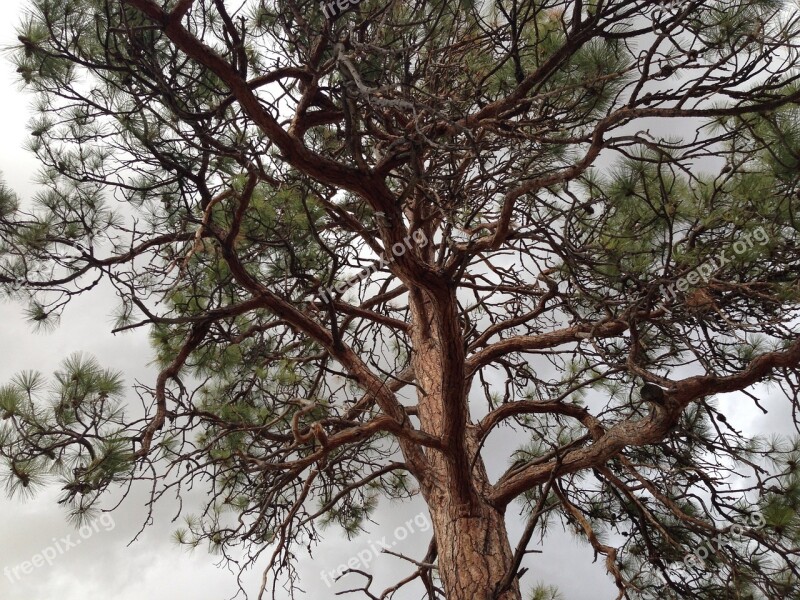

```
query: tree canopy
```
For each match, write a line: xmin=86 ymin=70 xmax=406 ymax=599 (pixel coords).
xmin=2 ymin=0 xmax=800 ymax=598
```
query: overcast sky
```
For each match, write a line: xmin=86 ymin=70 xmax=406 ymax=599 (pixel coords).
xmin=0 ymin=2 xmax=796 ymax=599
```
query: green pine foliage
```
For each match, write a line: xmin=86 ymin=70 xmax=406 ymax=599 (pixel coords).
xmin=0 ymin=353 xmax=129 ymax=521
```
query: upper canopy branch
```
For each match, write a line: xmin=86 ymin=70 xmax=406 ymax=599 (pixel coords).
xmin=466 ymin=318 xmax=629 ymax=377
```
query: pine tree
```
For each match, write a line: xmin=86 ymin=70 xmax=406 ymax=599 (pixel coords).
xmin=1 ymin=0 xmax=800 ymax=598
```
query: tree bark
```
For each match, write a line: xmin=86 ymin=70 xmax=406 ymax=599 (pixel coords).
xmin=423 ymin=470 xmax=522 ymax=600
xmin=409 ymin=287 xmax=521 ymax=600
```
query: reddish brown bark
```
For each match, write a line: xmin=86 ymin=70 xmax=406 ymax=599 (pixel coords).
xmin=409 ymin=287 xmax=521 ymax=599
xmin=426 ymin=485 xmax=520 ymax=600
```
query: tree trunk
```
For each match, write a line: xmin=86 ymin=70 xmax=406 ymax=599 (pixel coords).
xmin=424 ymin=473 xmax=522 ymax=600
xmin=409 ymin=287 xmax=522 ymax=600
